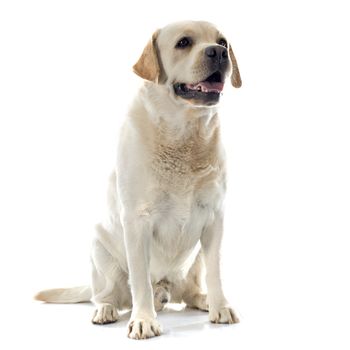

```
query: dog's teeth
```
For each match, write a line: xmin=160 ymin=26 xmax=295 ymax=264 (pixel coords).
xmin=197 ymin=86 xmax=201 ymax=91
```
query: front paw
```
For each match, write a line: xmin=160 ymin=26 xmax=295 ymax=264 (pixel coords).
xmin=209 ymin=306 xmax=239 ymax=324
xmin=127 ymin=318 xmax=162 ymax=340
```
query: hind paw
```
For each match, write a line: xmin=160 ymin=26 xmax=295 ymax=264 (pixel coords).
xmin=154 ymin=284 xmax=170 ymax=312
xmin=92 ymin=303 xmax=119 ymax=325
xmin=185 ymin=293 xmax=209 ymax=311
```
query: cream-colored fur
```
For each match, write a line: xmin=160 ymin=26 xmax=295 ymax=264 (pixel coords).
xmin=35 ymin=20 xmax=241 ymax=340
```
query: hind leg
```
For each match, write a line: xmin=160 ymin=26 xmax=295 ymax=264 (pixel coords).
xmin=91 ymin=261 xmax=119 ymax=325
xmin=182 ymin=250 xmax=209 ymax=311
xmin=90 ymin=231 xmax=131 ymax=325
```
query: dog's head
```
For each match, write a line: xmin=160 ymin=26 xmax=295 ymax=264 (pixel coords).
xmin=133 ymin=21 xmax=241 ymax=107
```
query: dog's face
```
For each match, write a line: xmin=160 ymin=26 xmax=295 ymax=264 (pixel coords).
xmin=133 ymin=21 xmax=242 ymax=107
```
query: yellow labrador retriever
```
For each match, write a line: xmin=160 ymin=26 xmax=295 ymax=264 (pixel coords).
xmin=35 ymin=20 xmax=242 ymax=340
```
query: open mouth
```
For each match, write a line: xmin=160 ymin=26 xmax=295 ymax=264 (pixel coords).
xmin=173 ymin=71 xmax=224 ymax=104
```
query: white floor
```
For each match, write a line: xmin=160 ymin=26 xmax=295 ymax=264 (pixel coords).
xmin=2 ymin=295 xmax=349 ymax=350
xmin=14 ymin=302 xmax=243 ymax=349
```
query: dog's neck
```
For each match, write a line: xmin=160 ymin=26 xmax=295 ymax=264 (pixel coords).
xmin=136 ymin=82 xmax=220 ymax=144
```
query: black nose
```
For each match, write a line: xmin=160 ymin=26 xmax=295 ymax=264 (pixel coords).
xmin=205 ymin=45 xmax=228 ymax=62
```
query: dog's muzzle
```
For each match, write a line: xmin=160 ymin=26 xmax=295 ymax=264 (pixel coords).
xmin=173 ymin=46 xmax=229 ymax=106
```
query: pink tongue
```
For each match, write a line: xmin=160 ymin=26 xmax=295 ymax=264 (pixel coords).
xmin=186 ymin=81 xmax=224 ymax=93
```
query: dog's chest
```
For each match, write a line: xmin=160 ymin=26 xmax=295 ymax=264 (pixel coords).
xmin=153 ymin=183 xmax=223 ymax=237
xmin=148 ymin=127 xmax=225 ymax=247
xmin=143 ymin=120 xmax=225 ymax=280
xmin=151 ymin=128 xmax=221 ymax=191
xmin=148 ymin=179 xmax=224 ymax=281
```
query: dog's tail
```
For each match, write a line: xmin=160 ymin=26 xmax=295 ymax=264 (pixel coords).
xmin=34 ymin=286 xmax=91 ymax=303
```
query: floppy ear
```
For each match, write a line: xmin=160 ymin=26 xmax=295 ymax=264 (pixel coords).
xmin=229 ymin=45 xmax=242 ymax=88
xmin=133 ymin=30 xmax=160 ymax=83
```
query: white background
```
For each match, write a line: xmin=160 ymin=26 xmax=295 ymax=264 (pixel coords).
xmin=0 ymin=0 xmax=349 ymax=349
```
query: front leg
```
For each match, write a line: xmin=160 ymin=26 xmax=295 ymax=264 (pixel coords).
xmin=122 ymin=212 xmax=162 ymax=339
xmin=200 ymin=212 xmax=239 ymax=324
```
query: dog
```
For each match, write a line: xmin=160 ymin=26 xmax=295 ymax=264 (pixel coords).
xmin=35 ymin=20 xmax=242 ymax=340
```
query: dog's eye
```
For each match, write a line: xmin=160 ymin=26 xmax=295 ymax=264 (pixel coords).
xmin=175 ymin=37 xmax=192 ymax=49
xmin=218 ymin=38 xmax=228 ymax=48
